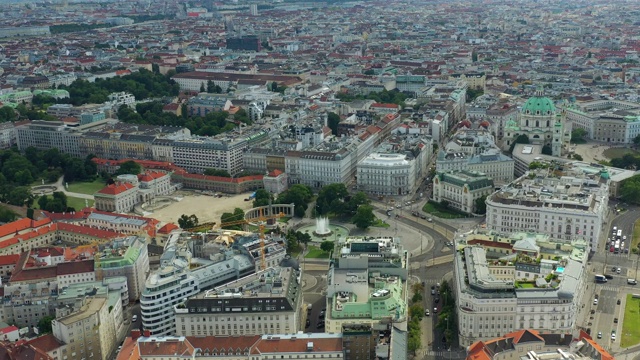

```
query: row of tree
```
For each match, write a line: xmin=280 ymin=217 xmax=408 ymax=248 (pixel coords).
xmin=407 ymin=282 xmax=425 ymax=354
xmin=620 ymin=174 xmax=640 ymax=204
xmin=336 ymin=89 xmax=408 ymax=106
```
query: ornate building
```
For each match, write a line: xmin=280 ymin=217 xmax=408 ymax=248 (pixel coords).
xmin=501 ymin=88 xmax=570 ymax=156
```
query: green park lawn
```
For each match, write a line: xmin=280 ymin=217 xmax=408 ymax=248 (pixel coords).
xmin=621 ymin=294 xmax=640 ymax=348
xmin=304 ymin=245 xmax=331 ymax=259
xmin=422 ymin=202 xmax=468 ymax=219
xmin=633 ymin=219 xmax=640 ymax=252
xmin=372 ymin=218 xmax=390 ymax=228
xmin=66 ymin=179 xmax=106 ymax=195
xmin=603 ymin=147 xmax=640 ymax=160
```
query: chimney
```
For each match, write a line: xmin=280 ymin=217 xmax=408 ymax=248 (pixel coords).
xmin=131 ymin=329 xmax=141 ymax=340
xmin=143 ymin=330 xmax=152 ymax=337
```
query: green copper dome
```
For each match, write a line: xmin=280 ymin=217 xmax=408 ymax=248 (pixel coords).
xmin=521 ymin=95 xmax=556 ymax=116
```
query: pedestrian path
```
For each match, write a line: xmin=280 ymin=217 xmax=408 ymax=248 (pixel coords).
xmin=419 ymin=350 xmax=465 ymax=358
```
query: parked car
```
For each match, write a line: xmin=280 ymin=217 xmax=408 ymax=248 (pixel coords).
xmin=611 ymin=331 xmax=616 ymax=341
xmin=614 ymin=318 xmax=619 ymax=323
xmin=132 ymin=315 xmax=138 ymax=322
xmin=305 ymin=319 xmax=310 ymax=327
xmin=617 ymin=299 xmax=621 ymax=305
xmin=316 ymin=321 xmax=325 ymax=329
xmin=593 ymin=298 xmax=598 ymax=305
xmin=427 ymin=218 xmax=433 ymax=222
xmin=424 ymin=309 xmax=430 ymax=317
xmin=597 ymin=331 xmax=602 ymax=339
xmin=605 ymin=274 xmax=614 ymax=280
xmin=420 ymin=214 xmax=427 ymax=219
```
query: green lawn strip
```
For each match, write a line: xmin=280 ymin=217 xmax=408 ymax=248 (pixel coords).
xmin=66 ymin=179 xmax=106 ymax=195
xmin=621 ymin=295 xmax=640 ymax=347
xmin=633 ymin=219 xmax=640 ymax=252
xmin=422 ymin=202 xmax=467 ymax=219
xmin=372 ymin=218 xmax=390 ymax=228
xmin=603 ymin=147 xmax=640 ymax=160
xmin=304 ymin=245 xmax=330 ymax=259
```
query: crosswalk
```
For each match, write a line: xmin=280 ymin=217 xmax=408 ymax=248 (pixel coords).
xmin=597 ymin=284 xmax=622 ymax=292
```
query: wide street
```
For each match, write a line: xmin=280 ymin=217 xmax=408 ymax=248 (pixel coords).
xmin=577 ymin=203 xmax=640 ymax=355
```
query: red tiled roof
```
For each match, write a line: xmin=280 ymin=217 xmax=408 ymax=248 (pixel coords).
xmin=187 ymin=335 xmax=260 ymax=354
xmin=0 ymin=218 xmax=51 ymax=239
xmin=371 ymin=103 xmax=399 ymax=109
xmin=251 ymin=337 xmax=342 ymax=354
xmin=57 ymin=260 xmax=94 ymax=276
xmin=56 ymin=223 xmax=122 ymax=239
xmin=267 ymin=169 xmax=283 ymax=177
xmin=138 ymin=338 xmax=196 ymax=357
xmin=27 ymin=334 xmax=63 ymax=353
xmin=137 ymin=170 xmax=168 ymax=182
xmin=0 ymin=326 xmax=18 ymax=335
xmin=0 ymin=254 xmax=19 ymax=266
xmin=158 ymin=223 xmax=179 ymax=234
xmin=97 ymin=182 xmax=136 ymax=195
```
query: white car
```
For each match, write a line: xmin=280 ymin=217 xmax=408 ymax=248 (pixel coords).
xmin=611 ymin=331 xmax=616 ymax=341
xmin=593 ymin=298 xmax=598 ymax=305
xmin=617 ymin=268 xmax=622 ymax=274
xmin=424 ymin=309 xmax=430 ymax=317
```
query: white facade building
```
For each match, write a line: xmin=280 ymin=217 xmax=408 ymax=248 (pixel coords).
xmin=453 ymin=230 xmax=588 ymax=346
xmin=357 ymin=153 xmax=415 ymax=196
xmin=140 ymin=232 xmax=254 ymax=336
xmin=174 ymin=266 xmax=302 ymax=337
xmin=485 ymin=166 xmax=609 ymax=249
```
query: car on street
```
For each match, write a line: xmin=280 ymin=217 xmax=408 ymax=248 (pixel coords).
xmin=433 ymin=307 xmax=438 ymax=314
xmin=427 ymin=218 xmax=433 ymax=222
xmin=614 ymin=318 xmax=619 ymax=323
xmin=424 ymin=309 xmax=430 ymax=316
xmin=605 ymin=274 xmax=614 ymax=280
xmin=628 ymin=279 xmax=637 ymax=285
xmin=316 ymin=321 xmax=325 ymax=329
xmin=617 ymin=267 xmax=622 ymax=274
xmin=597 ymin=332 xmax=602 ymax=339
xmin=434 ymin=297 xmax=440 ymax=303
xmin=420 ymin=214 xmax=427 ymax=219
xmin=593 ymin=298 xmax=598 ymax=305
xmin=132 ymin=315 xmax=138 ymax=322
xmin=612 ymin=267 xmax=617 ymax=272
xmin=617 ymin=299 xmax=621 ymax=305
xmin=611 ymin=331 xmax=616 ymax=341
xmin=305 ymin=319 xmax=310 ymax=327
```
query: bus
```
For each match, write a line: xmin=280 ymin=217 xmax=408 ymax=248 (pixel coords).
xmin=595 ymin=274 xmax=607 ymax=283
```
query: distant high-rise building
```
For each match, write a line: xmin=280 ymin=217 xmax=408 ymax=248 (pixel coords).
xmin=226 ymin=35 xmax=261 ymax=51
xmin=250 ymin=4 xmax=258 ymax=16
xmin=225 ymin=15 xmax=235 ymax=33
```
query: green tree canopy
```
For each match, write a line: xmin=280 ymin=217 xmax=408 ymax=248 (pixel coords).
xmin=320 ymin=240 xmax=334 ymax=253
xmin=621 ymin=175 xmax=640 ymax=204
xmin=475 ymin=195 xmax=487 ymax=215
xmin=276 ymin=184 xmax=313 ymax=218
xmin=115 ymin=160 xmax=142 ymax=176
xmin=37 ymin=316 xmax=55 ymax=334
xmin=178 ymin=214 xmax=199 ymax=229
xmin=327 ymin=112 xmax=340 ymax=135
xmin=316 ymin=183 xmax=349 ymax=215
xmin=351 ymin=204 xmax=375 ymax=229
xmin=571 ymin=128 xmax=587 ymax=143
xmin=221 ymin=208 xmax=245 ymax=230
xmin=509 ymin=134 xmax=530 ymax=153
xmin=252 ymin=189 xmax=273 ymax=207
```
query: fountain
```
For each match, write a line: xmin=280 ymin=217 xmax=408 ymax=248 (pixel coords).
xmin=314 ymin=217 xmax=332 ymax=236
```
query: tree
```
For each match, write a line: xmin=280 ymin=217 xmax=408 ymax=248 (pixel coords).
xmin=271 ymin=81 xmax=278 ymax=92
xmin=345 ymin=191 xmax=370 ymax=215
xmin=253 ymin=189 xmax=272 ymax=207
xmin=541 ymin=144 xmax=553 ymax=155
xmin=200 ymin=82 xmax=206 ymax=93
xmin=509 ymin=134 xmax=530 ymax=153
xmin=115 ymin=160 xmax=142 ymax=176
xmin=178 ymin=214 xmax=199 ymax=229
xmin=633 ymin=134 xmax=640 ymax=148
xmin=573 ymin=153 xmax=584 ymax=161
xmin=412 ymin=292 xmax=423 ymax=303
xmin=571 ymin=128 xmax=587 ymax=143
xmin=621 ymin=175 xmax=640 ymax=204
xmin=0 ymin=206 xmax=18 ymax=223
xmin=37 ymin=316 xmax=55 ymax=334
xmin=221 ymin=208 xmax=245 ymax=230
xmin=7 ymin=186 xmax=31 ymax=206
xmin=27 ymin=208 xmax=35 ymax=220
xmin=320 ymin=240 xmax=334 ymax=253
xmin=0 ymin=106 xmax=17 ymax=122
xmin=351 ymin=205 xmax=375 ymax=230
xmin=475 ymin=195 xmax=487 ymax=215
xmin=207 ymin=80 xmax=215 ymax=93
xmin=277 ymin=184 xmax=313 ymax=218
xmin=204 ymin=168 xmax=231 ymax=177
xmin=327 ymin=112 xmax=340 ymax=135
xmin=407 ymin=334 xmax=421 ymax=355
xmin=316 ymin=183 xmax=349 ymax=215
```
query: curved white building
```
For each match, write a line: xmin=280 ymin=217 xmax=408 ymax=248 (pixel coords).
xmin=356 ymin=153 xmax=415 ymax=196
xmin=141 ymin=232 xmax=254 ymax=336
